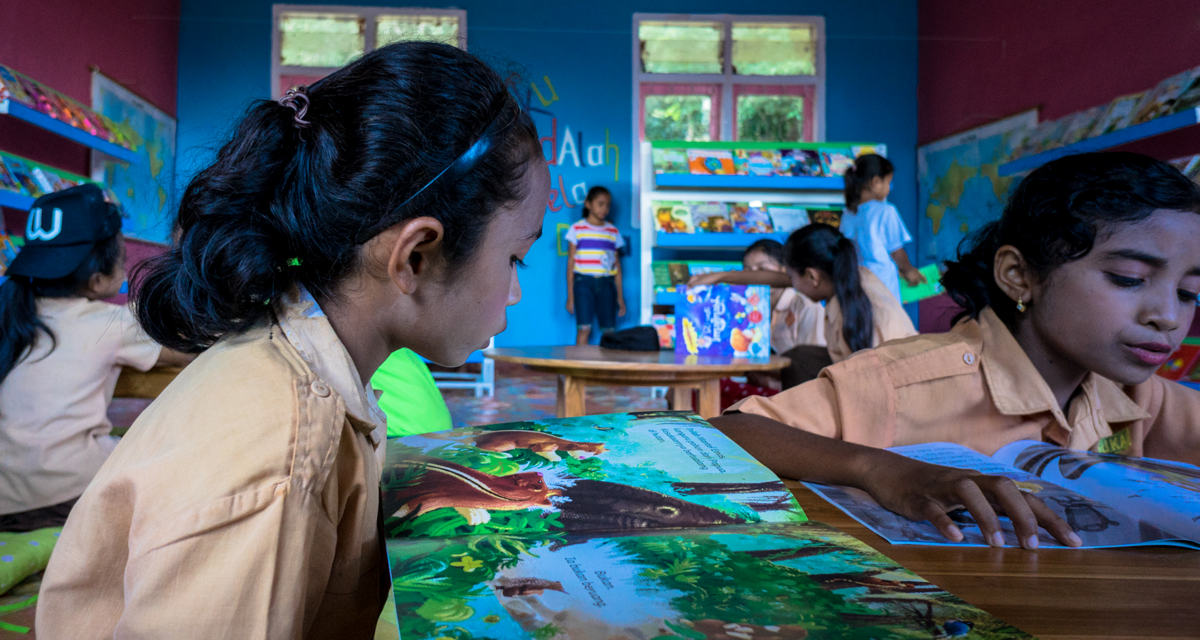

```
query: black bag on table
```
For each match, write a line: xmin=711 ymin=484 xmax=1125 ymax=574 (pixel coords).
xmin=599 ymin=326 xmax=661 ymax=351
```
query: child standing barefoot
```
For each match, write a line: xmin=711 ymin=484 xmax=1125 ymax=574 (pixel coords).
xmin=565 ymin=186 xmax=625 ymax=345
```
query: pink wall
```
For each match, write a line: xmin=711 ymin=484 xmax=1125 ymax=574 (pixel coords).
xmin=1 ymin=0 xmax=180 ymax=292
xmin=919 ymin=0 xmax=1200 ymax=145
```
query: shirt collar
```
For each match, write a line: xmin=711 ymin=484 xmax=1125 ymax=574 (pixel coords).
xmin=962 ymin=307 xmax=1149 ymax=448
xmin=276 ymin=286 xmax=387 ymax=446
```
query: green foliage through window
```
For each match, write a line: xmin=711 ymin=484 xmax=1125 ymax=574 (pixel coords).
xmin=737 ymin=95 xmax=805 ymax=142
xmin=644 ymin=95 xmax=712 ymax=141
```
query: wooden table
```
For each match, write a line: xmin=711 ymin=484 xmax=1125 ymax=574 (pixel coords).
xmin=114 ymin=366 xmax=183 ymax=399
xmin=484 ymin=346 xmax=789 ymax=419
xmin=787 ymin=481 xmax=1200 ymax=639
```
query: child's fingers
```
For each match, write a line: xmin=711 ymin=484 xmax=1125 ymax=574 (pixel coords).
xmin=951 ymin=478 xmax=1005 ymax=547
xmin=1024 ymin=493 xmax=1083 ymax=547
xmin=981 ymin=477 xmax=1040 ymax=549
xmin=921 ymin=500 xmax=964 ymax=542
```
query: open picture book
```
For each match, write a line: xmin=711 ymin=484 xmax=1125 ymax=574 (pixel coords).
xmin=807 ymin=440 xmax=1200 ymax=549
xmin=381 ymin=411 xmax=1032 ymax=639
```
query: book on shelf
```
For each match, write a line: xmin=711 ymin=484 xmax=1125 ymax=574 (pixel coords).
xmin=651 ymin=147 xmax=688 ymax=174
xmin=780 ymin=148 xmax=823 ymax=176
xmin=0 ymin=65 xmax=135 ymax=150
xmin=687 ymin=148 xmax=736 ymax=175
xmin=818 ymin=149 xmax=854 ymax=177
xmin=1132 ymin=67 xmax=1200 ymax=125
xmin=1169 ymin=72 xmax=1200 ymax=115
xmin=850 ymin=143 xmax=887 ymax=158
xmin=733 ymin=149 xmax=784 ymax=176
xmin=1059 ymin=106 xmax=1105 ymax=146
xmin=1157 ymin=338 xmax=1200 ymax=381
xmin=1088 ymin=91 xmax=1147 ymax=138
xmin=382 ymin=412 xmax=1033 ymax=639
xmin=729 ymin=203 xmax=774 ymax=233
xmin=691 ymin=202 xmax=734 ymax=233
xmin=807 ymin=441 xmax=1200 ymax=549
xmin=808 ymin=208 xmax=843 ymax=229
xmin=676 ymin=284 xmax=770 ymax=357
xmin=652 ymin=201 xmax=694 ymax=234
xmin=766 ymin=205 xmax=810 ymax=235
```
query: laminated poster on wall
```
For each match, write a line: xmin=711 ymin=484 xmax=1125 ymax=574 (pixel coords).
xmin=686 ymin=148 xmax=736 ymax=175
xmin=675 ymin=284 xmax=770 ymax=357
xmin=729 ymin=203 xmax=774 ymax=233
xmin=767 ymin=206 xmax=810 ymax=235
xmin=651 ymin=201 xmax=694 ymax=233
xmin=691 ymin=202 xmax=733 ymax=233
xmin=381 ymin=412 xmax=1035 ymax=639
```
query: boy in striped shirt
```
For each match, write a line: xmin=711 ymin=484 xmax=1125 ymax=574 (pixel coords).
xmin=565 ymin=186 xmax=625 ymax=345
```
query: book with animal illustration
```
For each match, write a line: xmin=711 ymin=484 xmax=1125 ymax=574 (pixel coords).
xmin=675 ymin=284 xmax=770 ymax=357
xmin=807 ymin=441 xmax=1200 ymax=550
xmin=382 ymin=412 xmax=1034 ymax=639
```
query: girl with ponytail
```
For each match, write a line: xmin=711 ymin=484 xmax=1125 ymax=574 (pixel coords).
xmin=840 ymin=153 xmax=926 ymax=303
xmin=716 ymin=153 xmax=1200 ymax=518
xmin=39 ymin=42 xmax=549 ymax=637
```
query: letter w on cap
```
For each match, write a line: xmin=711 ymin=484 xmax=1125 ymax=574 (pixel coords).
xmin=26 ymin=207 xmax=63 ymax=241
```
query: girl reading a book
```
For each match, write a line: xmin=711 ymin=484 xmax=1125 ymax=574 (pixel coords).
xmin=715 ymin=152 xmax=1200 ymax=506
xmin=839 ymin=153 xmax=926 ymax=303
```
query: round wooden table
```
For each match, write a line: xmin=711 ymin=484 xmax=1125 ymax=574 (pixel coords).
xmin=483 ymin=346 xmax=790 ymax=419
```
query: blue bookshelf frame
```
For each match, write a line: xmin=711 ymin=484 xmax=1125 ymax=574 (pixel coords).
xmin=1 ymin=99 xmax=140 ymax=165
xmin=0 ymin=190 xmax=35 ymax=210
xmin=655 ymin=231 xmax=793 ymax=249
xmin=653 ymin=174 xmax=843 ymax=190
xmin=999 ymin=107 xmax=1200 ymax=176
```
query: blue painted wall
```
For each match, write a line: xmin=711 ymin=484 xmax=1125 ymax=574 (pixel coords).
xmin=176 ymin=0 xmax=919 ymax=347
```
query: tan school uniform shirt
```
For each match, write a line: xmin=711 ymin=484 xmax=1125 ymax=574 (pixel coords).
xmin=730 ymin=307 xmax=1200 ymax=466
xmin=771 ymin=288 xmax=826 ymax=354
xmin=0 ymin=297 xmax=161 ymax=514
xmin=38 ymin=287 xmax=390 ymax=639
xmin=824 ymin=267 xmax=917 ymax=363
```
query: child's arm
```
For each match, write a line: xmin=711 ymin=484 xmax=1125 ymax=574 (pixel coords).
xmin=565 ymin=243 xmax=576 ymax=314
xmin=688 ymin=269 xmax=791 ymax=288
xmin=613 ymin=256 xmax=626 ymax=317
xmin=710 ymin=412 xmax=1082 ymax=549
xmin=890 ymin=248 xmax=927 ymax=287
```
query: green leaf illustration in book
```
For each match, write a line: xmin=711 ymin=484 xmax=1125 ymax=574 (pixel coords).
xmin=382 ymin=412 xmax=1032 ymax=639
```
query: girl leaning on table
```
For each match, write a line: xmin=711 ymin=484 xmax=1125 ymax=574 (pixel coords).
xmin=715 ymin=152 xmax=1200 ymax=534
xmin=37 ymin=42 xmax=1080 ymax=640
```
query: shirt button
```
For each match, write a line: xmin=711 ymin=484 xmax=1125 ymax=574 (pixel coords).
xmin=963 ymin=353 xmax=977 ymax=365
xmin=311 ymin=381 xmax=331 ymax=397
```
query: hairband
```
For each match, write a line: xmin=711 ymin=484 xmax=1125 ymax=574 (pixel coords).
xmin=353 ymin=91 xmax=522 ymax=244
xmin=278 ymin=86 xmax=311 ymax=129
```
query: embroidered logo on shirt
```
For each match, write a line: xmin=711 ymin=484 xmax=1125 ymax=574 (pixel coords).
xmin=1095 ymin=428 xmax=1133 ymax=455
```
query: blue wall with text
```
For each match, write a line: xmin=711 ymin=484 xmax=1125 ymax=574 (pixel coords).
xmin=176 ymin=0 xmax=918 ymax=347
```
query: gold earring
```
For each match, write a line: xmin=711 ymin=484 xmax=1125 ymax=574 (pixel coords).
xmin=1016 ymin=297 xmax=1026 ymax=313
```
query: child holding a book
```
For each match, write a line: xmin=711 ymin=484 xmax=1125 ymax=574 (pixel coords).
xmin=839 ymin=153 xmax=926 ymax=303
xmin=716 ymin=152 xmax=1200 ymax=479
xmin=0 ymin=185 xmax=190 ymax=532
xmin=565 ymin=186 xmax=626 ymax=345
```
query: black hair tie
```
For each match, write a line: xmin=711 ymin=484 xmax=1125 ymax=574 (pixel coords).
xmin=278 ymin=86 xmax=311 ymax=129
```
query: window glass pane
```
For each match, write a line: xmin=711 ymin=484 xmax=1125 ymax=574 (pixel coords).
xmin=737 ymin=94 xmax=805 ymax=142
xmin=281 ymin=13 xmax=364 ymax=67
xmin=639 ymin=21 xmax=723 ymax=74
xmin=644 ymin=95 xmax=712 ymax=141
xmin=377 ymin=14 xmax=460 ymax=48
xmin=732 ymin=23 xmax=816 ymax=76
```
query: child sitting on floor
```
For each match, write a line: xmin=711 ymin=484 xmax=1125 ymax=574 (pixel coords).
xmin=0 ymin=185 xmax=189 ymax=532
xmin=715 ymin=152 xmax=1200 ymax=477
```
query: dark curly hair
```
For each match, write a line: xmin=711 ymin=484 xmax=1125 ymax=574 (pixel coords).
xmin=133 ymin=42 xmax=540 ymax=353
xmin=941 ymin=151 xmax=1200 ymax=328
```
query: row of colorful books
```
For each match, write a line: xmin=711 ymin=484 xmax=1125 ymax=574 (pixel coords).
xmin=0 ymin=65 xmax=137 ymax=151
xmin=1011 ymin=66 xmax=1200 ymax=160
xmin=653 ymin=200 xmax=841 ymax=234
xmin=652 ymin=144 xmax=885 ymax=178
xmin=0 ymin=233 xmax=21 ymax=276
xmin=0 ymin=150 xmax=94 ymax=199
xmin=652 ymin=260 xmax=741 ymax=287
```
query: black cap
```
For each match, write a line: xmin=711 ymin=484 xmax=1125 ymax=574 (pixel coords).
xmin=7 ymin=183 xmax=122 ymax=280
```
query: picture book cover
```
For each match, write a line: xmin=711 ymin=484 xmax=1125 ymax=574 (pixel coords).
xmin=667 ymin=262 xmax=691 ymax=285
xmin=1157 ymin=341 xmax=1200 ymax=381
xmin=898 ymin=264 xmax=944 ymax=304
xmin=850 ymin=144 xmax=887 ymax=158
xmin=675 ymin=284 xmax=771 ymax=357
xmin=1089 ymin=92 xmax=1147 ymax=138
xmin=652 ymin=262 xmax=673 ymax=287
xmin=729 ymin=203 xmax=773 ymax=233
xmin=807 ymin=442 xmax=1200 ymax=550
xmin=3 ymin=157 xmax=41 ymax=197
xmin=691 ymin=202 xmax=734 ymax=233
xmin=767 ymin=206 xmax=810 ymax=235
xmin=651 ymin=314 xmax=675 ymax=348
xmin=818 ymin=150 xmax=854 ymax=177
xmin=687 ymin=149 xmax=736 ymax=175
xmin=733 ymin=149 xmax=783 ymax=177
xmin=653 ymin=202 xmax=695 ymax=234
xmin=1169 ymin=72 xmax=1200 ymax=115
xmin=652 ymin=148 xmax=689 ymax=174
xmin=781 ymin=149 xmax=823 ymax=176
xmin=0 ymin=160 xmax=22 ymax=195
xmin=1033 ymin=116 xmax=1075 ymax=154
xmin=808 ymin=209 xmax=842 ymax=229
xmin=1008 ymin=120 xmax=1055 ymax=160
xmin=1059 ymin=106 xmax=1105 ymax=146
xmin=382 ymin=413 xmax=1032 ymax=640
xmin=1133 ymin=67 xmax=1200 ymax=125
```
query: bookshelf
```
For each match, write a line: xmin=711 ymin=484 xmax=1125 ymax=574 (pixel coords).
xmin=0 ymin=99 xmax=140 ymax=165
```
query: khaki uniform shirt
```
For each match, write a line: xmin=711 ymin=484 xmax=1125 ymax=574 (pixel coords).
xmin=38 ymin=288 xmax=389 ymax=639
xmin=0 ymin=298 xmax=161 ymax=514
xmin=771 ymin=288 xmax=826 ymax=354
xmin=824 ymin=268 xmax=917 ymax=363
xmin=731 ymin=307 xmax=1200 ymax=465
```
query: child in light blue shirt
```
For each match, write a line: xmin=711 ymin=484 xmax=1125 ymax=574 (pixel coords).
xmin=840 ymin=154 xmax=925 ymax=302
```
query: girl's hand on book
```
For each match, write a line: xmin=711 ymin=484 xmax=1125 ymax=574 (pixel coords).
xmin=687 ymin=272 xmax=723 ymax=287
xmin=866 ymin=457 xmax=1083 ymax=549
